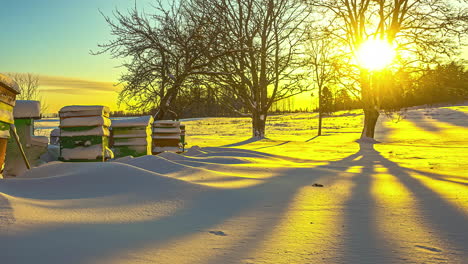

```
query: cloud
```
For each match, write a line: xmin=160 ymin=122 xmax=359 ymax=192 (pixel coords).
xmin=38 ymin=75 xmax=122 ymax=93
xmin=39 ymin=88 xmax=116 ymax=95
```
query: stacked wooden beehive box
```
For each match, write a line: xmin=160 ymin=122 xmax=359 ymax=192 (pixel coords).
xmin=5 ymin=100 xmax=48 ymax=176
xmin=59 ymin=105 xmax=112 ymax=161
xmin=152 ymin=120 xmax=181 ymax=154
xmin=0 ymin=74 xmax=20 ymax=177
xmin=111 ymin=115 xmax=153 ymax=157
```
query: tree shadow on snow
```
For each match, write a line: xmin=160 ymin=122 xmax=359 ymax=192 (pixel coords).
xmin=207 ymin=142 xmax=468 ymax=263
xmin=222 ymin=137 xmax=263 ymax=147
xmin=1 ymin=143 xmax=467 ymax=264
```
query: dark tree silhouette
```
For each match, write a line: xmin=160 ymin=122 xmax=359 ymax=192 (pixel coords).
xmin=308 ymin=0 xmax=468 ymax=138
xmin=305 ymin=31 xmax=340 ymax=136
xmin=195 ymin=0 xmax=311 ymax=138
xmin=94 ymin=1 xmax=227 ymax=120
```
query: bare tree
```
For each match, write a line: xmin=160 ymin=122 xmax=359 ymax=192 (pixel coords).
xmin=94 ymin=1 xmax=227 ymax=120
xmin=5 ymin=73 xmax=40 ymax=100
xmin=309 ymin=0 xmax=468 ymax=138
xmin=305 ymin=30 xmax=340 ymax=136
xmin=195 ymin=0 xmax=311 ymax=138
xmin=3 ymin=73 xmax=48 ymax=113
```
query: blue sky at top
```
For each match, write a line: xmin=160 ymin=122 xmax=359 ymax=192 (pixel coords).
xmin=0 ymin=0 xmax=157 ymax=111
xmin=0 ymin=0 xmax=139 ymax=80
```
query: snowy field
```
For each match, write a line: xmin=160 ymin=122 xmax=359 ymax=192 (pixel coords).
xmin=1 ymin=104 xmax=467 ymax=264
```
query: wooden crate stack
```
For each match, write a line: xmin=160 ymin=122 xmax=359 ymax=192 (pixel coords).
xmin=5 ymin=100 xmax=48 ymax=177
xmin=0 ymin=74 xmax=20 ymax=177
xmin=111 ymin=115 xmax=153 ymax=158
xmin=152 ymin=120 xmax=182 ymax=154
xmin=59 ymin=105 xmax=112 ymax=161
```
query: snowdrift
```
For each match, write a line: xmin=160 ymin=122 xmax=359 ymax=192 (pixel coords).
xmin=1 ymin=104 xmax=467 ymax=264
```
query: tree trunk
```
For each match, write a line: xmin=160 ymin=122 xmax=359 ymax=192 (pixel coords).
xmin=155 ymin=84 xmax=179 ymax=120
xmin=318 ymin=85 xmax=323 ymax=136
xmin=318 ymin=110 xmax=322 ymax=136
xmin=252 ymin=111 xmax=266 ymax=138
xmin=361 ymin=108 xmax=379 ymax=138
xmin=360 ymin=69 xmax=380 ymax=139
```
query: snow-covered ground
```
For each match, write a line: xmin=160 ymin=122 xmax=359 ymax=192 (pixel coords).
xmin=1 ymin=104 xmax=467 ymax=264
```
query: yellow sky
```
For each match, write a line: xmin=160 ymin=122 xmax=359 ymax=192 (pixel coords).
xmin=38 ymin=75 xmax=123 ymax=114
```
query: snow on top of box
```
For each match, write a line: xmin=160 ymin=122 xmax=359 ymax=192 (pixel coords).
xmin=61 ymin=144 xmax=104 ymax=160
xmin=112 ymin=115 xmax=154 ymax=128
xmin=59 ymin=105 xmax=110 ymax=114
xmin=13 ymin=100 xmax=41 ymax=118
xmin=60 ymin=116 xmax=111 ymax=128
xmin=0 ymin=73 xmax=20 ymax=94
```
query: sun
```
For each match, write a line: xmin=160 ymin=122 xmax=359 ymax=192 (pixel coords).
xmin=356 ymin=39 xmax=396 ymax=70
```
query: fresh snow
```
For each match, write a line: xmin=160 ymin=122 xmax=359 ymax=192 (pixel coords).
xmin=13 ymin=100 xmax=41 ymax=119
xmin=1 ymin=104 xmax=467 ymax=264
xmin=0 ymin=73 xmax=20 ymax=94
xmin=111 ymin=115 xmax=153 ymax=127
xmin=59 ymin=105 xmax=110 ymax=114
xmin=61 ymin=144 xmax=105 ymax=160
xmin=59 ymin=105 xmax=110 ymax=118
xmin=60 ymin=116 xmax=111 ymax=128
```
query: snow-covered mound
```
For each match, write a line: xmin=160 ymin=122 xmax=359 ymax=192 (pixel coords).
xmin=1 ymin=104 xmax=467 ymax=264
xmin=1 ymin=162 xmax=207 ymax=200
xmin=13 ymin=100 xmax=41 ymax=119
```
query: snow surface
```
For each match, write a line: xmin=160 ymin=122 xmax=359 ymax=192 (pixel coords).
xmin=59 ymin=105 xmax=110 ymax=114
xmin=60 ymin=116 xmax=111 ymax=128
xmin=0 ymin=73 xmax=20 ymax=93
xmin=59 ymin=105 xmax=110 ymax=118
xmin=13 ymin=100 xmax=41 ymax=119
xmin=111 ymin=115 xmax=153 ymax=128
xmin=61 ymin=144 xmax=105 ymax=160
xmin=1 ymin=104 xmax=467 ymax=264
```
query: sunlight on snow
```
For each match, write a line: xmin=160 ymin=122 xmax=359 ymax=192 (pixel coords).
xmin=370 ymin=167 xmax=457 ymax=263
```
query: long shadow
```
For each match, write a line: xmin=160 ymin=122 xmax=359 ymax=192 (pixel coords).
xmin=254 ymin=140 xmax=291 ymax=149
xmin=429 ymin=108 xmax=468 ymax=128
xmin=1 ymin=144 xmax=467 ymax=263
xmin=222 ymin=137 xmax=263 ymax=147
xmin=305 ymin=135 xmax=319 ymax=142
xmin=332 ymin=143 xmax=468 ymax=257
xmin=214 ymin=142 xmax=468 ymax=263
xmin=405 ymin=168 xmax=468 ymax=186
xmin=375 ymin=153 xmax=468 ymax=253
xmin=0 ymin=153 xmax=328 ymax=263
xmin=405 ymin=111 xmax=442 ymax=132
xmin=207 ymin=143 xmax=397 ymax=263
xmin=317 ymin=142 xmax=395 ymax=263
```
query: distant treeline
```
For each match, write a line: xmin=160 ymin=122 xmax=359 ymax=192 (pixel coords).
xmin=317 ymin=61 xmax=468 ymax=114
xmin=109 ymin=61 xmax=467 ymax=118
xmin=45 ymin=61 xmax=467 ymax=119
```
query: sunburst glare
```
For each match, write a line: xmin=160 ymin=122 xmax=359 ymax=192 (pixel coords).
xmin=357 ymin=39 xmax=396 ymax=70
